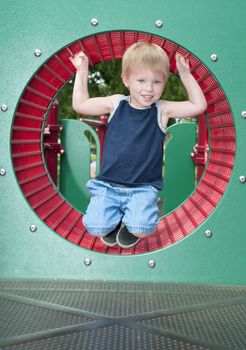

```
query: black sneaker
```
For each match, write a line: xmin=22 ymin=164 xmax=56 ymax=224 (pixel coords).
xmin=116 ymin=225 xmax=140 ymax=248
xmin=100 ymin=222 xmax=121 ymax=247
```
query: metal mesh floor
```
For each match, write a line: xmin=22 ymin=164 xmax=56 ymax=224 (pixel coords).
xmin=1 ymin=280 xmax=246 ymax=349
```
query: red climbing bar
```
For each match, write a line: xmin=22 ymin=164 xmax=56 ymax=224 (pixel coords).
xmin=44 ymin=100 xmax=64 ymax=184
xmin=191 ymin=113 xmax=208 ymax=180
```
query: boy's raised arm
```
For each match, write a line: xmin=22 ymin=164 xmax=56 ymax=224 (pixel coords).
xmin=161 ymin=53 xmax=207 ymax=123
xmin=69 ymin=51 xmax=118 ymax=116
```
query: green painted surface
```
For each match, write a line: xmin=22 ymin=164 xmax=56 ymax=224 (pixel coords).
xmin=59 ymin=120 xmax=100 ymax=213
xmin=162 ymin=122 xmax=197 ymax=214
xmin=0 ymin=0 xmax=246 ymax=285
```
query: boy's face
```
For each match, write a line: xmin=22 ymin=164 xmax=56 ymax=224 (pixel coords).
xmin=122 ymin=66 xmax=167 ymax=109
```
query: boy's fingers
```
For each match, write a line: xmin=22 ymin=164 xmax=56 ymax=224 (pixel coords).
xmin=175 ymin=52 xmax=180 ymax=60
xmin=77 ymin=51 xmax=85 ymax=58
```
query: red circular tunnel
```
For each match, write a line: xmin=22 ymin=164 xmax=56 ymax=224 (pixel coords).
xmin=11 ymin=31 xmax=235 ymax=255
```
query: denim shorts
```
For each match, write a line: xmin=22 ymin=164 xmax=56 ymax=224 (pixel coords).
xmin=83 ymin=179 xmax=159 ymax=236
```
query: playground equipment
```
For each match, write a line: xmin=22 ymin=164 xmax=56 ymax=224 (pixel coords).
xmin=1 ymin=1 xmax=246 ymax=349
xmin=1 ymin=1 xmax=246 ymax=284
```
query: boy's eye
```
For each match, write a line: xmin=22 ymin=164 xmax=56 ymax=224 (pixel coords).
xmin=154 ymin=80 xmax=161 ymax=84
xmin=137 ymin=79 xmax=145 ymax=83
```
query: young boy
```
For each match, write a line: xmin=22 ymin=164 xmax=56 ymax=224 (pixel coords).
xmin=69 ymin=42 xmax=207 ymax=248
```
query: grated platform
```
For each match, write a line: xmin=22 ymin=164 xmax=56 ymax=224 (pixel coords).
xmin=1 ymin=280 xmax=246 ymax=349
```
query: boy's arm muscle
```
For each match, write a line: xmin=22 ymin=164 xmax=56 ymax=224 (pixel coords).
xmin=160 ymin=54 xmax=207 ymax=125
xmin=70 ymin=51 xmax=121 ymax=116
xmin=73 ymin=93 xmax=121 ymax=116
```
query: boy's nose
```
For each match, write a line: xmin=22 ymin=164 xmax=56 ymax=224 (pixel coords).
xmin=145 ymin=82 xmax=153 ymax=91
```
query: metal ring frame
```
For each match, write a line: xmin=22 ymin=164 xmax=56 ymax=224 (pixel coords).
xmin=11 ymin=31 xmax=235 ymax=254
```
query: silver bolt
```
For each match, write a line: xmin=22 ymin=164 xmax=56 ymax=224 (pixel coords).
xmin=193 ymin=144 xmax=198 ymax=152
xmin=155 ymin=20 xmax=163 ymax=28
xmin=30 ymin=224 xmax=37 ymax=232
xmin=239 ymin=175 xmax=246 ymax=183
xmin=148 ymin=259 xmax=156 ymax=268
xmin=34 ymin=49 xmax=42 ymax=57
xmin=241 ymin=111 xmax=246 ymax=118
xmin=91 ymin=18 xmax=98 ymax=26
xmin=210 ymin=54 xmax=218 ymax=62
xmin=84 ymin=257 xmax=92 ymax=266
xmin=205 ymin=230 xmax=212 ymax=238
xmin=0 ymin=168 xmax=6 ymax=176
xmin=1 ymin=104 xmax=8 ymax=112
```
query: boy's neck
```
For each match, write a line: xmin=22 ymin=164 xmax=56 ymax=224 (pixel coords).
xmin=128 ymin=96 xmax=152 ymax=110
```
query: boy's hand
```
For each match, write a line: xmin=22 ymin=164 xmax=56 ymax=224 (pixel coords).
xmin=175 ymin=53 xmax=190 ymax=77
xmin=69 ymin=51 xmax=89 ymax=73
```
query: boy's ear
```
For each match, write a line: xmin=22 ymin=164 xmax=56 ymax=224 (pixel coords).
xmin=122 ymin=74 xmax=129 ymax=88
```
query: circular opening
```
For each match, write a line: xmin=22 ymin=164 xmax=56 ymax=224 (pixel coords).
xmin=11 ymin=31 xmax=235 ymax=255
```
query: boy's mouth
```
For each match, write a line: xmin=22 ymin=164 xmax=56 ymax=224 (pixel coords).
xmin=142 ymin=95 xmax=153 ymax=100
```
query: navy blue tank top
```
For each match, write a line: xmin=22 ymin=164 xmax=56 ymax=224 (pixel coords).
xmin=97 ymin=98 xmax=166 ymax=190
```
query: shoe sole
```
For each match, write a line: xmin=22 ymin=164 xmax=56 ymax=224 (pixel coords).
xmin=100 ymin=223 xmax=122 ymax=247
xmin=100 ymin=236 xmax=118 ymax=247
xmin=116 ymin=226 xmax=140 ymax=248
xmin=117 ymin=239 xmax=140 ymax=249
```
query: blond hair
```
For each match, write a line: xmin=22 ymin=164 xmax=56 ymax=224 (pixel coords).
xmin=122 ymin=42 xmax=170 ymax=78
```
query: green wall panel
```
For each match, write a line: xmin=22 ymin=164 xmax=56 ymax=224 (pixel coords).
xmin=0 ymin=0 xmax=245 ymax=285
